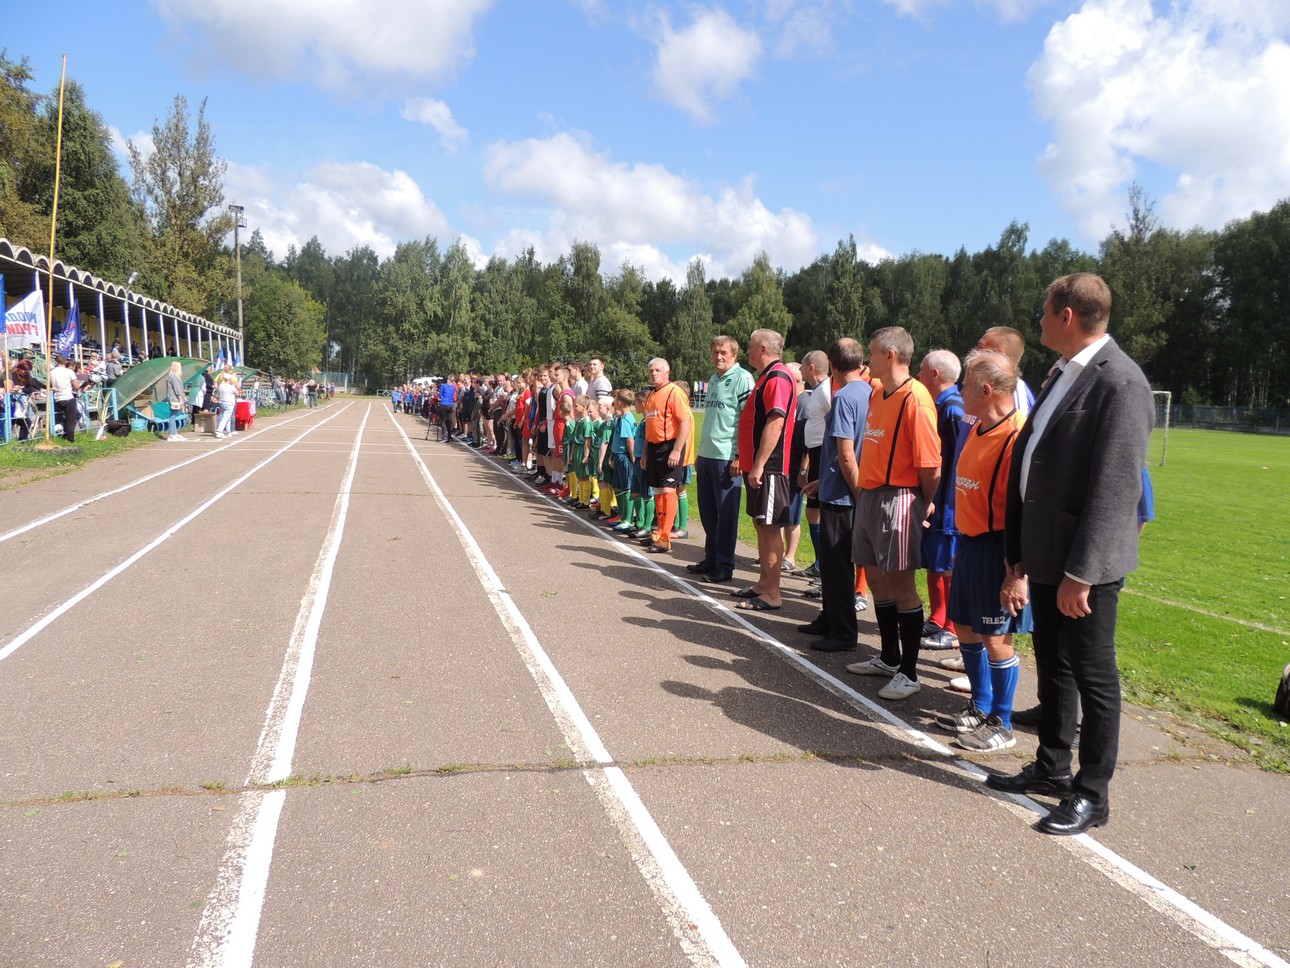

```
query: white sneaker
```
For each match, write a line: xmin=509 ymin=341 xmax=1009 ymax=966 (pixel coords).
xmin=846 ymin=656 xmax=899 ymax=677
xmin=939 ymin=654 xmax=965 ymax=672
xmin=854 ymin=594 xmax=869 ymax=611
xmin=878 ymin=672 xmax=921 ymax=700
xmin=948 ymin=675 xmax=972 ymax=694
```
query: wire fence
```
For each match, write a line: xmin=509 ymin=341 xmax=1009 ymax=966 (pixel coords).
xmin=1169 ymin=405 xmax=1290 ymax=435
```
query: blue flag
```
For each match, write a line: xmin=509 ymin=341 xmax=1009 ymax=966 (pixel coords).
xmin=56 ymin=301 xmax=82 ymax=356
xmin=0 ymin=274 xmax=6 ymax=335
xmin=235 ymin=349 xmax=242 ymax=367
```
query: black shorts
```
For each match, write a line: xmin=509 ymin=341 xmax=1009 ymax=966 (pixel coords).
xmin=646 ymin=440 xmax=684 ymax=489
xmin=805 ymin=445 xmax=822 ymax=509
xmin=745 ymin=472 xmax=792 ymax=526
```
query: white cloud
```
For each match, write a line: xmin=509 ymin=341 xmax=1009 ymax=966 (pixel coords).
xmin=482 ymin=132 xmax=818 ymax=281
xmin=764 ymin=0 xmax=838 ymax=58
xmin=151 ymin=0 xmax=495 ymax=91
xmin=651 ymin=7 xmax=762 ymax=121
xmin=1030 ymin=0 xmax=1290 ymax=239
xmin=400 ymin=98 xmax=470 ymax=151
xmin=223 ymin=160 xmax=450 ymax=260
xmin=876 ymin=0 xmax=1046 ymax=23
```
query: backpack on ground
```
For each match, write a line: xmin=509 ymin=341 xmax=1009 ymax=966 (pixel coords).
xmin=1275 ymin=663 xmax=1290 ymax=719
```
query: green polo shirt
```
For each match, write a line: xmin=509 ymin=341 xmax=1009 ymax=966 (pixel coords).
xmin=697 ymin=363 xmax=754 ymax=460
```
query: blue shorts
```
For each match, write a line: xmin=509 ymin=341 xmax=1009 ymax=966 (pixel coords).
xmin=921 ymin=528 xmax=959 ymax=573
xmin=787 ymin=487 xmax=806 ymax=525
xmin=613 ymin=456 xmax=635 ymax=494
xmin=948 ymin=531 xmax=1033 ymax=636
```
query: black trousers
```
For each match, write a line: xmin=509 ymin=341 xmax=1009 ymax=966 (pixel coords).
xmin=816 ymin=502 xmax=857 ymax=645
xmin=56 ymin=397 xmax=78 ymax=442
xmin=1031 ymin=579 xmax=1123 ymax=803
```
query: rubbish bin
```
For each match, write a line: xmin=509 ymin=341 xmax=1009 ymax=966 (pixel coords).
xmin=235 ymin=400 xmax=253 ymax=431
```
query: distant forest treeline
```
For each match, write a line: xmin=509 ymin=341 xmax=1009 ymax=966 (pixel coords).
xmin=2 ymin=52 xmax=1286 ymax=403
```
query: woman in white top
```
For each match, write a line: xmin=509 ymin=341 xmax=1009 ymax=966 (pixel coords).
xmin=215 ymin=365 xmax=240 ymax=438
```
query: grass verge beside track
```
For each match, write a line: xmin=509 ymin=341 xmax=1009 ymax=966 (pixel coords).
xmin=0 ymin=432 xmax=157 ymax=488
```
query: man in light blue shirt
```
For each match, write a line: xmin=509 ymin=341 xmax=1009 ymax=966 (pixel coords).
xmin=686 ymin=335 xmax=754 ymax=584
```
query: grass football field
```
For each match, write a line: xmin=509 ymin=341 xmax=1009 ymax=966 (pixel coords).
xmin=696 ymin=412 xmax=1290 ymax=770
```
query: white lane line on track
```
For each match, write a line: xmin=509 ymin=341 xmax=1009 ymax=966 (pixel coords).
xmin=0 ymin=406 xmax=328 ymax=547
xmin=188 ymin=405 xmax=369 ymax=968
xmin=0 ymin=405 xmax=353 ymax=667
xmin=388 ymin=412 xmax=745 ymax=968
xmin=1122 ymin=588 xmax=1289 ymax=636
xmin=456 ymin=434 xmax=1290 ymax=968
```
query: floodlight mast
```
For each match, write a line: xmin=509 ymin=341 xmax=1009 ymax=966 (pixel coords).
xmin=229 ymin=204 xmax=247 ymax=360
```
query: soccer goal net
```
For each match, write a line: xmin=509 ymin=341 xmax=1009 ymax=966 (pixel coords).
xmin=1151 ymin=390 xmax=1171 ymax=466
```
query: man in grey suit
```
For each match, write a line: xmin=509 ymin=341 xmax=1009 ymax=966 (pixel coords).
xmin=986 ymin=273 xmax=1154 ymax=836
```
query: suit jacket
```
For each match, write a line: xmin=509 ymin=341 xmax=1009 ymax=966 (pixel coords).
xmin=1005 ymin=338 xmax=1154 ymax=586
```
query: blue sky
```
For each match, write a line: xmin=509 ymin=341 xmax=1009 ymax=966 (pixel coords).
xmin=7 ymin=0 xmax=1289 ymax=282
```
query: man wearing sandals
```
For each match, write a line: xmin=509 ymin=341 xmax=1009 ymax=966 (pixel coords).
xmin=732 ymin=329 xmax=798 ymax=612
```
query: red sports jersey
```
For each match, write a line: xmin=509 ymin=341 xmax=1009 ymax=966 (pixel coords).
xmin=953 ymin=409 xmax=1026 ymax=536
xmin=858 ymin=376 xmax=940 ymax=490
xmin=738 ymin=359 xmax=797 ymax=474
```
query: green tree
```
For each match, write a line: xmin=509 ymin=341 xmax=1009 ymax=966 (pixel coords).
xmin=782 ymin=255 xmax=829 ymax=354
xmin=244 ymin=274 xmax=326 ymax=375
xmin=663 ymin=259 xmax=715 ymax=383
xmin=729 ymin=251 xmax=793 ymax=352
xmin=33 ymin=80 xmax=148 ymax=282
xmin=1099 ymin=186 xmax=1170 ymax=364
xmin=128 ymin=94 xmax=233 ymax=314
xmin=824 ymin=235 xmax=867 ymax=345
xmin=428 ymin=239 xmax=478 ymax=373
xmin=599 ymin=262 xmax=658 ymax=386
xmin=1213 ymin=200 xmax=1290 ymax=407
xmin=0 ymin=51 xmax=46 ymax=250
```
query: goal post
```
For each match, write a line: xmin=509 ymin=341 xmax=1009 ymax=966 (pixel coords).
xmin=1151 ymin=390 xmax=1171 ymax=466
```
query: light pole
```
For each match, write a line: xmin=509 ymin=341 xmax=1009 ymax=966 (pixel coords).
xmin=229 ymin=203 xmax=246 ymax=362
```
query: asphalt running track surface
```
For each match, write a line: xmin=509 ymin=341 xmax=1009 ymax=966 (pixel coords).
xmin=1 ymin=401 xmax=1286 ymax=968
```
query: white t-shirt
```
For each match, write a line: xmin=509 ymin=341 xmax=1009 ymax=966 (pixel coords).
xmin=50 ymin=365 xmax=77 ymax=402
xmin=802 ymin=379 xmax=833 ymax=449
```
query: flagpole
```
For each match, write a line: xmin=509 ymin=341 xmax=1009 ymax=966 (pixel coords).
xmin=38 ymin=54 xmax=69 ymax=450
xmin=2 ymin=274 xmax=10 ymax=443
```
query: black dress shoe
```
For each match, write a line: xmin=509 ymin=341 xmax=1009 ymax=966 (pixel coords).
xmin=686 ymin=561 xmax=715 ymax=574
xmin=796 ymin=620 xmax=830 ymax=635
xmin=701 ymin=570 xmax=733 ymax=584
xmin=1011 ymin=704 xmax=1041 ymax=727
xmin=984 ymin=762 xmax=1073 ymax=796
xmin=1037 ymin=794 xmax=1109 ymax=836
xmin=810 ymin=637 xmax=857 ymax=653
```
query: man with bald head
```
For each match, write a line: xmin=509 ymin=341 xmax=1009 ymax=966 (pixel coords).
xmin=734 ymin=329 xmax=798 ymax=611
xmin=977 ymin=326 xmax=1035 ymax=417
xmin=640 ymin=357 xmax=693 ymax=554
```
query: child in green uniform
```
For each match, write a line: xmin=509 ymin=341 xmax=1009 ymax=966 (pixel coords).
xmin=609 ymin=390 xmax=638 ymax=532
xmin=595 ymin=401 xmax=616 ymax=519
xmin=628 ymin=391 xmax=655 ymax=538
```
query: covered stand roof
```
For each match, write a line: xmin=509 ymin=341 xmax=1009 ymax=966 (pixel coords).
xmin=0 ymin=237 xmax=237 ymax=341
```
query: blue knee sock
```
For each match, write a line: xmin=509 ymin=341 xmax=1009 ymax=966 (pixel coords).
xmin=989 ymin=654 xmax=1021 ymax=729
xmin=808 ymin=522 xmax=821 ymax=564
xmin=960 ymin=642 xmax=991 ymax=714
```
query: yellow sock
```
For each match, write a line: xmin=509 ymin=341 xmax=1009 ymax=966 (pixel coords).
xmin=600 ymin=484 xmax=615 ymax=514
xmin=568 ymin=472 xmax=579 ymax=497
xmin=588 ymin=478 xmax=599 ymax=503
